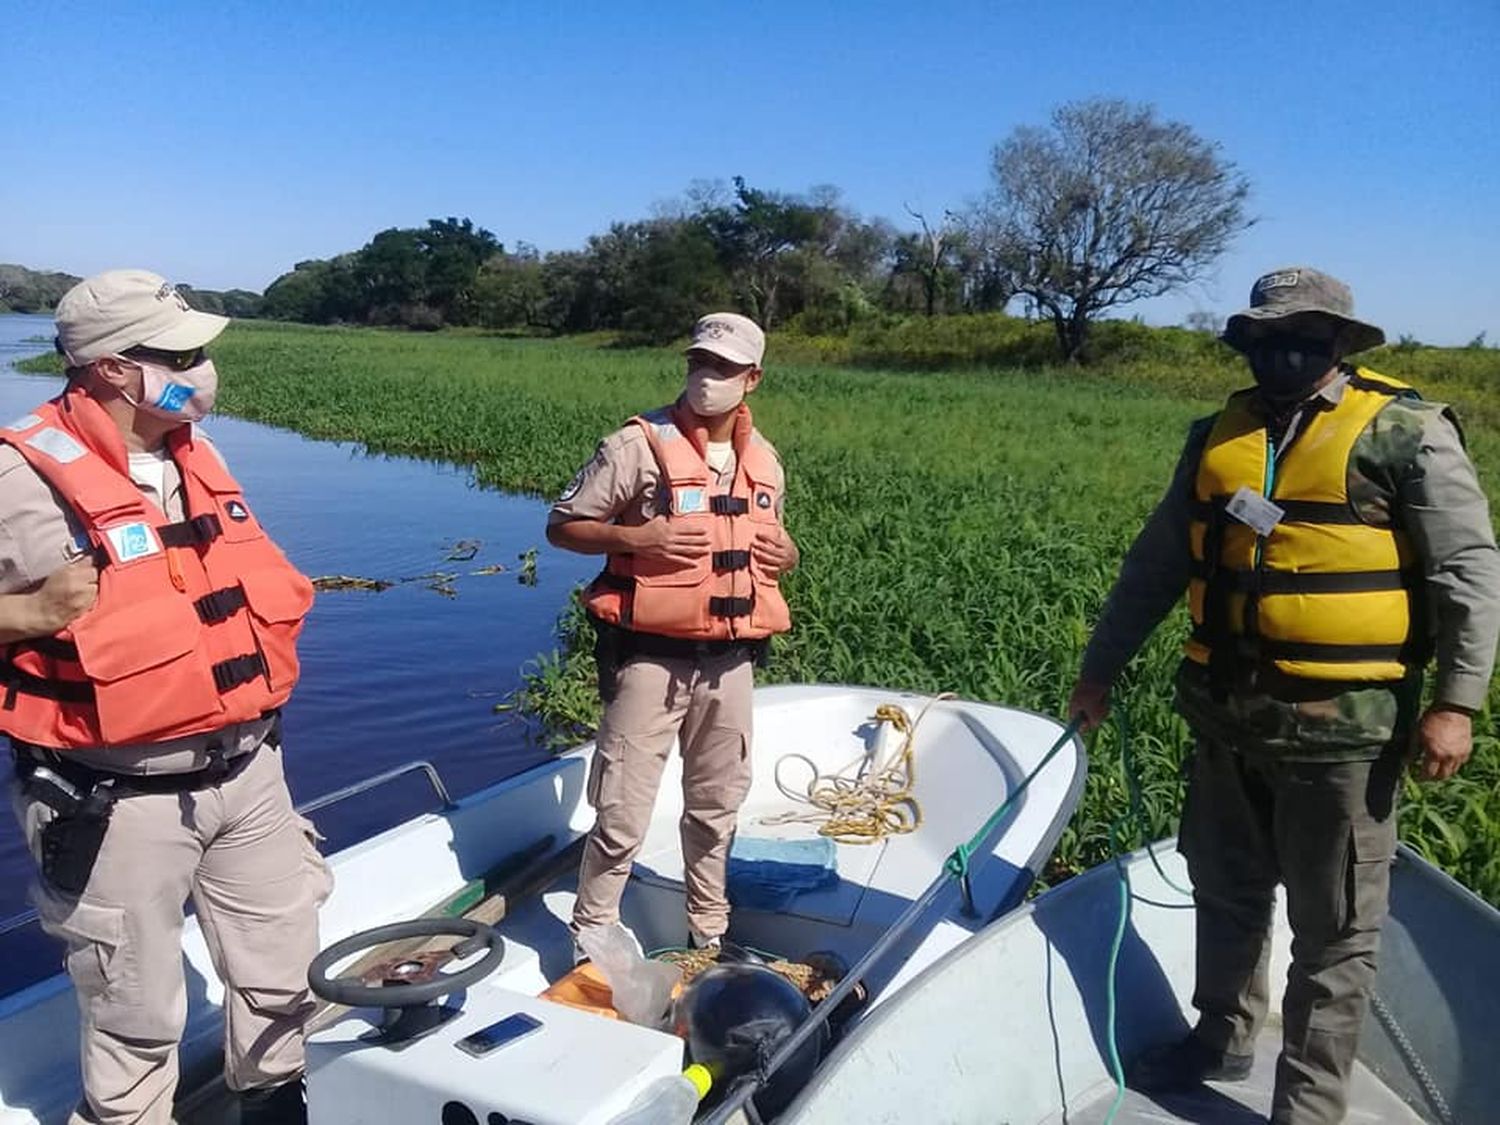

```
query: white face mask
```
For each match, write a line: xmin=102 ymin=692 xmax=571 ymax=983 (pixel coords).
xmin=684 ymin=366 xmax=748 ymax=417
xmin=119 ymin=357 xmax=219 ymax=423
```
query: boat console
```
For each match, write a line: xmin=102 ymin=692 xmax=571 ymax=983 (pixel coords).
xmin=304 ymin=920 xmax=684 ymax=1125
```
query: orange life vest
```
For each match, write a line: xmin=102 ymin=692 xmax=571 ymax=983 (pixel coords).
xmin=0 ymin=389 xmax=314 ymax=750
xmin=583 ymin=402 xmax=791 ymax=641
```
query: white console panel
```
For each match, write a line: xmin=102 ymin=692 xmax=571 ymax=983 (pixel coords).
xmin=307 ymin=983 xmax=684 ymax=1125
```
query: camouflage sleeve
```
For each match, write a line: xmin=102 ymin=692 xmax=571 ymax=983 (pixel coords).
xmin=1363 ymin=400 xmax=1500 ymax=710
xmin=1079 ymin=418 xmax=1213 ymax=685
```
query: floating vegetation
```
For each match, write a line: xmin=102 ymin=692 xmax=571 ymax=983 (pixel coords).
xmin=311 ymin=543 xmax=530 ymax=598
xmin=311 ymin=575 xmax=394 ymax=592
xmin=517 ymin=548 xmax=538 ymax=586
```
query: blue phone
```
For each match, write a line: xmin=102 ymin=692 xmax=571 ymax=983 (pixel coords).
xmin=454 ymin=1012 xmax=543 ymax=1058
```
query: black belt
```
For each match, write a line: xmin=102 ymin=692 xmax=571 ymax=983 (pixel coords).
xmin=590 ymin=615 xmax=764 ymax=664
xmin=12 ymin=742 xmax=258 ymax=796
xmin=9 ymin=708 xmax=279 ymax=796
xmin=620 ymin=630 xmax=765 ymax=663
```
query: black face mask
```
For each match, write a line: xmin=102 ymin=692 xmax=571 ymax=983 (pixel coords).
xmin=1246 ymin=333 xmax=1338 ymax=402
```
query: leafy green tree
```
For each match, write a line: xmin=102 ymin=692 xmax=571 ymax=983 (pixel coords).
xmin=980 ymin=98 xmax=1252 ymax=362
xmin=419 ymin=217 xmax=502 ymax=325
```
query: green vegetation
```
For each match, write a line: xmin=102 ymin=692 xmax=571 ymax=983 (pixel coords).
xmin=18 ymin=324 xmax=1500 ymax=902
xmin=258 ymin=98 xmax=1258 ymax=361
xmin=0 ymin=263 xmax=261 ymax=318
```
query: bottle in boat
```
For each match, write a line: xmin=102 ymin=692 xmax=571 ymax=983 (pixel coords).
xmin=608 ymin=1063 xmax=713 ymax=1125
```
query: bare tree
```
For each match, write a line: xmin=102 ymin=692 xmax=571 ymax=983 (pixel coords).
xmin=903 ymin=204 xmax=958 ymax=317
xmin=1183 ymin=310 xmax=1221 ymax=335
xmin=982 ymin=98 xmax=1252 ymax=362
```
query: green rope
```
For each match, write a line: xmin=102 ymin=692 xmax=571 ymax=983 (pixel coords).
xmin=943 ymin=716 xmax=1083 ymax=882
xmin=1102 ymin=700 xmax=1194 ymax=1124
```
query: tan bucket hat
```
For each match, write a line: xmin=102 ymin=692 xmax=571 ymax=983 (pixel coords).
xmin=1222 ymin=266 xmax=1385 ymax=355
xmin=56 ymin=269 xmax=229 ymax=366
xmin=685 ymin=312 xmax=765 ymax=367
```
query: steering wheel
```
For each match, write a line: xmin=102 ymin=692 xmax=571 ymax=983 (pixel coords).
xmin=308 ymin=918 xmax=506 ymax=1008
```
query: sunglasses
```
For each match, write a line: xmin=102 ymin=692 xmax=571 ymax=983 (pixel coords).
xmin=121 ymin=345 xmax=206 ymax=373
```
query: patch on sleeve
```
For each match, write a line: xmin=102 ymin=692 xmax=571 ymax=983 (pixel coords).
xmin=558 ymin=443 xmax=606 ymax=503
xmin=558 ymin=466 xmax=588 ymax=503
xmin=25 ymin=428 xmax=86 ymax=464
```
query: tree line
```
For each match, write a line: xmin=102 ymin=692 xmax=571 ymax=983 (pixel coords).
xmin=8 ymin=99 xmax=1253 ymax=364
xmin=0 ymin=264 xmax=262 ymax=321
xmin=261 ymin=100 xmax=1250 ymax=361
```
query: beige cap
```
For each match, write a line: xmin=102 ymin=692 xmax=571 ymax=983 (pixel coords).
xmin=55 ymin=269 xmax=229 ymax=366
xmin=685 ymin=312 xmax=765 ymax=367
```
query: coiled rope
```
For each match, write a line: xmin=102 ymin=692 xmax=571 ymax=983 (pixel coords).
xmin=761 ymin=693 xmax=957 ymax=844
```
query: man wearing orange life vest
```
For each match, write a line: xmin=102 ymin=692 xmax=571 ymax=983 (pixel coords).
xmin=0 ymin=271 xmax=329 ymax=1125
xmin=1069 ymin=268 xmax=1500 ymax=1124
xmin=548 ymin=312 xmax=797 ymax=950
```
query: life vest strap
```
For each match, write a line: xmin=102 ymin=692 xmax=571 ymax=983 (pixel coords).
xmin=1 ymin=661 xmax=96 ymax=707
xmin=14 ymin=637 xmax=81 ymax=662
xmin=1189 ymin=497 xmax=1362 ymax=526
xmin=211 ymin=652 xmax=268 ymax=693
xmin=709 ymin=595 xmax=754 ymax=618
xmin=1257 ymin=638 xmax=1420 ymax=664
xmin=194 ymin=585 xmax=248 ymax=624
xmin=710 ymin=495 xmax=749 ymax=515
xmin=157 ymin=513 xmax=224 ymax=549
xmin=712 ymin=549 xmax=751 ymax=571
xmin=1189 ymin=564 xmax=1414 ymax=595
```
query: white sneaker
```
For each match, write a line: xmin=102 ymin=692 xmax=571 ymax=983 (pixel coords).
xmin=688 ymin=930 xmax=722 ymax=952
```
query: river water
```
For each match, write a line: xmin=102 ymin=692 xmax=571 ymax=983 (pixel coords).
xmin=0 ymin=313 xmax=597 ymax=991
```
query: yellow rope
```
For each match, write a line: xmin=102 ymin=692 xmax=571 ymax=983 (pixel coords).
xmin=761 ymin=693 xmax=956 ymax=845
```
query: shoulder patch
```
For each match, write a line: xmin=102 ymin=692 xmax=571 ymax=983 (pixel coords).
xmin=558 ymin=442 xmax=608 ymax=503
xmin=4 ymin=414 xmax=41 ymax=433
xmin=25 ymin=427 xmax=86 ymax=464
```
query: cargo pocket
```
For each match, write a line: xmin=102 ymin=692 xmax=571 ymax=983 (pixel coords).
xmin=298 ymin=813 xmax=334 ymax=910
xmin=586 ymin=731 xmax=627 ymax=813
xmin=1344 ymin=815 xmax=1396 ymax=935
xmin=71 ymin=594 xmax=221 ymax=743
xmin=240 ymin=568 xmax=315 ymax=694
xmin=35 ymin=896 xmax=155 ymax=1036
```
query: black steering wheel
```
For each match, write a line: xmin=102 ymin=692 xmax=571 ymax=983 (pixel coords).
xmin=308 ymin=918 xmax=506 ymax=1008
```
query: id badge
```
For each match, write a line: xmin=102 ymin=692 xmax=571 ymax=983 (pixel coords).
xmin=1225 ymin=486 xmax=1284 ymax=536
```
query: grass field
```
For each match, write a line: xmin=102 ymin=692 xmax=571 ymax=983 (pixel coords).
xmin=21 ymin=324 xmax=1500 ymax=902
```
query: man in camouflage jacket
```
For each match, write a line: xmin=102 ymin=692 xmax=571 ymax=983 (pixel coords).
xmin=1068 ymin=267 xmax=1500 ymax=1125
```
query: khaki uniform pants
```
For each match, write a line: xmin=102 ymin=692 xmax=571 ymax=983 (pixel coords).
xmin=1180 ymin=736 xmax=1401 ymax=1125
xmin=15 ymin=742 xmax=332 ymax=1125
xmin=573 ymin=652 xmax=754 ymax=941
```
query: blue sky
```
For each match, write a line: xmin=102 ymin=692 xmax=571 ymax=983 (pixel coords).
xmin=4 ymin=0 xmax=1496 ymax=344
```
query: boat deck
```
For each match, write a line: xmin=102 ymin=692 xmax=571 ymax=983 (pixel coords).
xmin=1059 ymin=1027 xmax=1427 ymax=1125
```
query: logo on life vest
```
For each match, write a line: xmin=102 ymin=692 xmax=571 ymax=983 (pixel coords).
xmin=674 ymin=487 xmax=708 ymax=514
xmin=105 ymin=521 xmax=161 ymax=563
xmin=756 ymin=492 xmax=772 ymax=509
xmin=226 ymin=500 xmax=250 ymax=522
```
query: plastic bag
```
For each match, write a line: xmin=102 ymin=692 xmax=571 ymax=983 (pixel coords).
xmin=575 ymin=922 xmax=680 ymax=1028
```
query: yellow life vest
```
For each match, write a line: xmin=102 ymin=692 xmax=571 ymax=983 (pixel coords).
xmin=1186 ymin=368 xmax=1419 ymax=683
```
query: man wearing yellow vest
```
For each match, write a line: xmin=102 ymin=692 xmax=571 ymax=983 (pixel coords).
xmin=1 ymin=271 xmax=330 ymax=1125
xmin=548 ymin=312 xmax=797 ymax=950
xmin=1068 ymin=267 xmax=1500 ymax=1124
